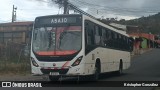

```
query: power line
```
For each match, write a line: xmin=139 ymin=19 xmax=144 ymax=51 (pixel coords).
xmin=35 ymin=0 xmax=49 ymax=3
xmin=71 ymin=0 xmax=160 ymax=13
xmin=68 ymin=1 xmax=97 ymax=19
xmin=70 ymin=1 xmax=142 ymax=20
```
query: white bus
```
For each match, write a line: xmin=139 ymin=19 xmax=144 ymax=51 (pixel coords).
xmin=30 ymin=14 xmax=133 ymax=81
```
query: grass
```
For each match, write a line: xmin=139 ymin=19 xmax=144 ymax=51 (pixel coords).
xmin=0 ymin=57 xmax=31 ymax=75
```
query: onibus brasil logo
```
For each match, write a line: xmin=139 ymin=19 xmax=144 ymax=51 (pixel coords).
xmin=1 ymin=82 xmax=42 ymax=87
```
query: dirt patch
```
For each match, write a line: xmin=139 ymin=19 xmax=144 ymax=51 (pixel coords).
xmin=0 ymin=73 xmax=45 ymax=81
xmin=0 ymin=58 xmax=31 ymax=74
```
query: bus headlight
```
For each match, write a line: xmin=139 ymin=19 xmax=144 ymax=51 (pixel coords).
xmin=31 ymin=57 xmax=39 ymax=67
xmin=72 ymin=56 xmax=83 ymax=66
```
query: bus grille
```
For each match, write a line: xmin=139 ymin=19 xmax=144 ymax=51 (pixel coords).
xmin=40 ymin=69 xmax=69 ymax=75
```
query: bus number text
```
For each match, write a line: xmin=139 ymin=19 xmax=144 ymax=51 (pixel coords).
xmin=51 ymin=18 xmax=67 ymax=24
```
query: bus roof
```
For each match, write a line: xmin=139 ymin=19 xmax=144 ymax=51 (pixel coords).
xmin=83 ymin=15 xmax=129 ymax=37
xmin=35 ymin=14 xmax=82 ymax=19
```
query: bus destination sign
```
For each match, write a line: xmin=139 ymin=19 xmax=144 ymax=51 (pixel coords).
xmin=51 ymin=18 xmax=68 ymax=24
xmin=35 ymin=16 xmax=81 ymax=27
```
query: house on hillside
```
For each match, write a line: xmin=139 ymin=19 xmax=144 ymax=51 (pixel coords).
xmin=129 ymin=33 xmax=155 ymax=48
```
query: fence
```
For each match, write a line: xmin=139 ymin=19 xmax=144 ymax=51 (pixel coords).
xmin=0 ymin=41 xmax=30 ymax=75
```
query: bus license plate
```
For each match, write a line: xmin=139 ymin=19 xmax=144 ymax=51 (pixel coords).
xmin=49 ymin=72 xmax=59 ymax=76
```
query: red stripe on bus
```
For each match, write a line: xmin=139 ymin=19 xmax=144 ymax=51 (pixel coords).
xmin=62 ymin=61 xmax=70 ymax=69
xmin=36 ymin=50 xmax=77 ymax=56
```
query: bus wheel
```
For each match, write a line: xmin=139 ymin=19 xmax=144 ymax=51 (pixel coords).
xmin=118 ymin=60 xmax=123 ymax=75
xmin=49 ymin=76 xmax=59 ymax=81
xmin=93 ymin=61 xmax=100 ymax=81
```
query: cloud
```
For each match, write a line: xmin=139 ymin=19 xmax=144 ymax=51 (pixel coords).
xmin=0 ymin=0 xmax=160 ymax=23
xmin=0 ymin=0 xmax=13 ymax=22
xmin=0 ymin=0 xmax=60 ymax=22
xmin=70 ymin=0 xmax=160 ymax=19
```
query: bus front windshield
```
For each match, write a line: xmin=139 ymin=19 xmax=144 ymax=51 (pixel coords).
xmin=32 ymin=26 xmax=82 ymax=56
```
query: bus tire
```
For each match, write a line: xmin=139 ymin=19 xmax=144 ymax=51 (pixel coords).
xmin=49 ymin=76 xmax=59 ymax=81
xmin=117 ymin=60 xmax=123 ymax=75
xmin=93 ymin=60 xmax=100 ymax=81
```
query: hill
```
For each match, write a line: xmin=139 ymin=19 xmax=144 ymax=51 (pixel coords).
xmin=119 ymin=13 xmax=160 ymax=34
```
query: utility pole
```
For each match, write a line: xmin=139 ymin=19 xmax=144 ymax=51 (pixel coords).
xmin=12 ymin=5 xmax=17 ymax=22
xmin=63 ymin=0 xmax=69 ymax=14
xmin=55 ymin=0 xmax=69 ymax=14
xmin=54 ymin=0 xmax=96 ymax=19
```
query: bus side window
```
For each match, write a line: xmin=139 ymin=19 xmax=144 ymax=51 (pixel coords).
xmin=90 ymin=23 xmax=95 ymax=45
xmin=101 ymin=28 xmax=106 ymax=46
xmin=107 ymin=30 xmax=112 ymax=47
xmin=99 ymin=27 xmax=102 ymax=36
xmin=121 ymin=36 xmax=124 ymax=50
xmin=95 ymin=25 xmax=101 ymax=45
xmin=111 ymin=31 xmax=115 ymax=48
xmin=123 ymin=36 xmax=126 ymax=50
xmin=114 ymin=33 xmax=118 ymax=48
xmin=125 ymin=37 xmax=128 ymax=50
xmin=85 ymin=21 xmax=95 ymax=54
xmin=126 ymin=38 xmax=130 ymax=51
xmin=85 ymin=22 xmax=89 ymax=46
xmin=99 ymin=27 xmax=103 ymax=46
xmin=119 ymin=34 xmax=122 ymax=49
xmin=85 ymin=21 xmax=94 ymax=45
xmin=129 ymin=37 xmax=134 ymax=52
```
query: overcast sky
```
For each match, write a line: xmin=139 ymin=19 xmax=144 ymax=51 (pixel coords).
xmin=0 ymin=0 xmax=160 ymax=23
